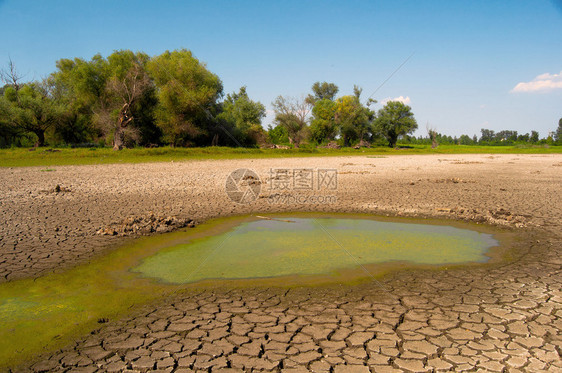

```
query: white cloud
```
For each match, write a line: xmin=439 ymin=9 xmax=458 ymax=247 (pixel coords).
xmin=381 ymin=96 xmax=411 ymax=105
xmin=511 ymin=71 xmax=562 ymax=93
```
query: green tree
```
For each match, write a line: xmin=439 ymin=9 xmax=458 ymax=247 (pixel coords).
xmin=51 ymin=51 xmax=158 ymax=148
xmin=495 ymin=130 xmax=518 ymax=144
xmin=517 ymin=133 xmax=530 ymax=142
xmin=218 ymin=86 xmax=266 ymax=146
xmin=530 ymin=130 xmax=539 ymax=143
xmin=0 ymin=80 xmax=63 ymax=146
xmin=334 ymin=95 xmax=373 ymax=146
xmin=50 ymin=54 xmax=109 ymax=144
xmin=479 ymin=128 xmax=495 ymax=143
xmin=309 ymin=99 xmax=337 ymax=144
xmin=374 ymin=101 xmax=417 ymax=148
xmin=459 ymin=134 xmax=474 ymax=145
xmin=555 ymin=118 xmax=562 ymax=143
xmin=305 ymin=81 xmax=339 ymax=105
xmin=353 ymin=85 xmax=362 ymax=99
xmin=271 ymin=95 xmax=311 ymax=147
xmin=0 ymin=92 xmax=19 ymax=146
xmin=147 ymin=49 xmax=223 ymax=146
xmin=267 ymin=124 xmax=289 ymax=144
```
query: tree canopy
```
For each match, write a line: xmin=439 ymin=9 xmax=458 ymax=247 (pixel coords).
xmin=147 ymin=49 xmax=223 ymax=146
xmin=1 ymin=80 xmax=63 ymax=146
xmin=374 ymin=101 xmax=417 ymax=147
xmin=309 ymin=99 xmax=337 ymax=144
xmin=271 ymin=95 xmax=310 ymax=147
xmin=555 ymin=118 xmax=562 ymax=143
xmin=0 ymin=54 xmax=555 ymax=149
xmin=306 ymin=81 xmax=339 ymax=105
xmin=218 ymin=86 xmax=267 ymax=146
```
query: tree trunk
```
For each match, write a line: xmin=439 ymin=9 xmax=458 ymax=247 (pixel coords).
xmin=34 ymin=130 xmax=45 ymax=147
xmin=211 ymin=134 xmax=219 ymax=146
xmin=288 ymin=136 xmax=299 ymax=148
xmin=113 ymin=127 xmax=124 ymax=150
xmin=113 ymin=106 xmax=130 ymax=151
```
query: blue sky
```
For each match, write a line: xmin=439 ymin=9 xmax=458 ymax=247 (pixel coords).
xmin=1 ymin=0 xmax=561 ymax=138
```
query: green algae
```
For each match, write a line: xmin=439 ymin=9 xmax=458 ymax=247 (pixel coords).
xmin=133 ymin=218 xmax=498 ymax=284
xmin=0 ymin=214 xmax=504 ymax=370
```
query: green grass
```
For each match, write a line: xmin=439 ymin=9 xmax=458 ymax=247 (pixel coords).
xmin=0 ymin=144 xmax=560 ymax=167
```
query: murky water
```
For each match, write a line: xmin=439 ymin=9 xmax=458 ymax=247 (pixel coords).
xmin=0 ymin=215 xmax=502 ymax=369
xmin=134 ymin=218 xmax=498 ymax=283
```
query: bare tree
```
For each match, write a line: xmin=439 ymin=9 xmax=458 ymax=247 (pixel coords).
xmin=271 ymin=95 xmax=311 ymax=147
xmin=97 ymin=63 xmax=151 ymax=150
xmin=0 ymin=58 xmax=24 ymax=92
xmin=427 ymin=123 xmax=438 ymax=148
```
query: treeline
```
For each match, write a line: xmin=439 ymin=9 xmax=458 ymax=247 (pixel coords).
xmin=403 ymin=127 xmax=561 ymax=146
xmin=0 ymin=50 xmax=267 ymax=149
xmin=1 ymin=49 xmax=561 ymax=149
xmin=268 ymin=82 xmax=416 ymax=148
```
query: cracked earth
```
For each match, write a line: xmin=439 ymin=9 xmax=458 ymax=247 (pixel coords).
xmin=1 ymin=154 xmax=561 ymax=372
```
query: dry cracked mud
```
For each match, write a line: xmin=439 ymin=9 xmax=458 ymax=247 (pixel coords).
xmin=1 ymin=153 xmax=561 ymax=372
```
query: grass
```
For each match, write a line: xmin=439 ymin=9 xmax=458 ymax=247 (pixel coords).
xmin=0 ymin=144 xmax=560 ymax=167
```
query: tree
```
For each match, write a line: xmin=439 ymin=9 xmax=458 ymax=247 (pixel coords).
xmin=517 ymin=133 xmax=529 ymax=142
xmin=427 ymin=124 xmax=438 ymax=148
xmin=459 ymin=134 xmax=474 ymax=145
xmin=147 ymin=49 xmax=223 ymax=146
xmin=555 ymin=118 xmax=562 ymax=143
xmin=52 ymin=51 xmax=160 ymax=147
xmin=374 ymin=101 xmax=417 ymax=148
xmin=102 ymin=51 xmax=153 ymax=150
xmin=267 ymin=124 xmax=289 ymax=144
xmin=0 ymin=58 xmax=24 ymax=93
xmin=309 ymin=99 xmax=337 ymax=144
xmin=305 ymin=81 xmax=338 ymax=105
xmin=218 ymin=86 xmax=266 ymax=146
xmin=0 ymin=80 xmax=63 ymax=146
xmin=530 ymin=130 xmax=539 ymax=143
xmin=50 ymin=54 xmax=108 ymax=144
xmin=353 ymin=85 xmax=362 ymax=99
xmin=334 ymin=95 xmax=373 ymax=146
xmin=479 ymin=128 xmax=495 ymax=143
xmin=271 ymin=95 xmax=311 ymax=147
xmin=0 ymin=92 xmax=19 ymax=146
xmin=495 ymin=130 xmax=518 ymax=143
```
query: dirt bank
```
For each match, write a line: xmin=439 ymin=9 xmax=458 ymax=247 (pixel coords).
xmin=1 ymin=153 xmax=560 ymax=282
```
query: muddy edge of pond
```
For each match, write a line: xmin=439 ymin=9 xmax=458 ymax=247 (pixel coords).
xmin=21 ymin=221 xmax=562 ymax=372
xmin=3 ymin=213 xmax=553 ymax=371
xmin=1 ymin=153 xmax=560 ymax=283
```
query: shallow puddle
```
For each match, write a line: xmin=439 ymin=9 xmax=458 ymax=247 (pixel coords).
xmin=134 ymin=218 xmax=498 ymax=283
xmin=0 ymin=214 xmax=507 ymax=369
